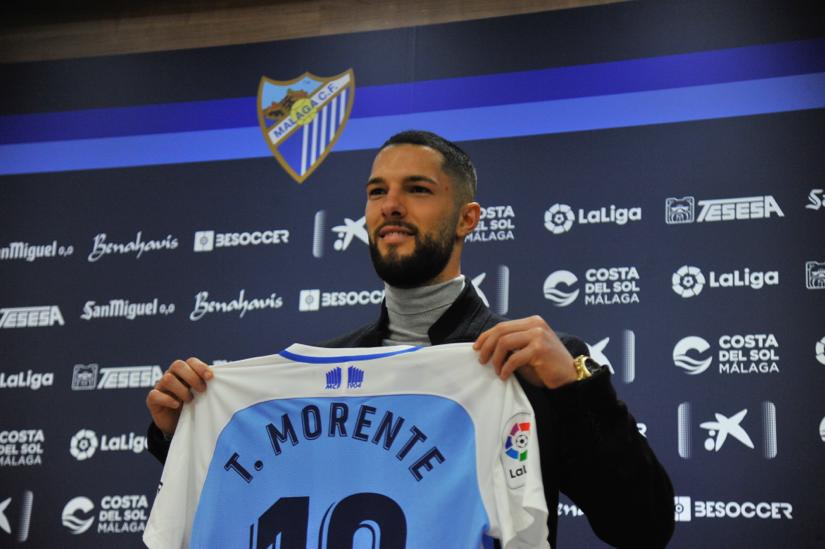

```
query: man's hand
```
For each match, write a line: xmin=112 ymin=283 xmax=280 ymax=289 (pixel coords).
xmin=146 ymin=357 xmax=213 ymax=436
xmin=473 ymin=315 xmax=578 ymax=389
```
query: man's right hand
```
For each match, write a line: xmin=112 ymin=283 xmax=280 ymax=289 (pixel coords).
xmin=146 ymin=357 xmax=213 ymax=437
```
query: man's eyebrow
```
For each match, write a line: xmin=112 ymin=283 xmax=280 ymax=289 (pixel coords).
xmin=365 ymin=175 xmax=438 ymax=187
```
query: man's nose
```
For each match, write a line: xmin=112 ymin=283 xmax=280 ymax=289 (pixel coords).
xmin=381 ymin=187 xmax=406 ymax=217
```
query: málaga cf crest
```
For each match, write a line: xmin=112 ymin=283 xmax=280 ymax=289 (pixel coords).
xmin=257 ymin=69 xmax=355 ymax=183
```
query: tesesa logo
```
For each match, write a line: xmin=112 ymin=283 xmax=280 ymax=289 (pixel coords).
xmin=0 ymin=306 xmax=64 ymax=328
xmin=544 ymin=203 xmax=641 ymax=234
xmin=677 ymin=402 xmax=777 ymax=459
xmin=71 ymin=364 xmax=163 ymax=390
xmin=673 ymin=334 xmax=780 ymax=375
xmin=672 ymin=265 xmax=778 ymax=297
xmin=806 ymin=260 xmax=825 ymax=289
xmin=665 ymin=195 xmax=784 ymax=224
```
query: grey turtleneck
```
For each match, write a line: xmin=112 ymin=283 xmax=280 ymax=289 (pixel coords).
xmin=382 ymin=275 xmax=466 ymax=346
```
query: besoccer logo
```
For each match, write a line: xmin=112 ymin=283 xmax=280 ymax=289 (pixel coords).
xmin=69 ymin=430 xmax=98 ymax=461
xmin=193 ymin=231 xmax=215 ymax=252
xmin=544 ymin=204 xmax=575 ymax=234
xmin=674 ymin=496 xmax=692 ymax=522
xmin=299 ymin=289 xmax=321 ymax=311
xmin=504 ymin=422 xmax=531 ymax=461
xmin=543 ymin=270 xmax=579 ymax=307
xmin=672 ymin=265 xmax=705 ymax=297
xmin=816 ymin=336 xmax=825 ymax=366
xmin=673 ymin=336 xmax=713 ymax=375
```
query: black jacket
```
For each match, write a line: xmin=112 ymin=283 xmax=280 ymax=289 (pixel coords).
xmin=148 ymin=283 xmax=674 ymax=548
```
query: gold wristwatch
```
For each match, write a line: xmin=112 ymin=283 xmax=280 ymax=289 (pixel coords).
xmin=572 ymin=355 xmax=598 ymax=381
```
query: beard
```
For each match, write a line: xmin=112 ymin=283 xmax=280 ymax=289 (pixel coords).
xmin=368 ymin=216 xmax=458 ymax=289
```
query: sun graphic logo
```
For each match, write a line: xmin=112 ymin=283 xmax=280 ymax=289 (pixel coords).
xmin=672 ymin=265 xmax=705 ymax=298
xmin=504 ymin=422 xmax=531 ymax=461
xmin=544 ymin=204 xmax=575 ymax=234
xmin=69 ymin=429 xmax=98 ymax=461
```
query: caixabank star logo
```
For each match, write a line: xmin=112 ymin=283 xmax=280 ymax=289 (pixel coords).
xmin=257 ymin=70 xmax=355 ymax=183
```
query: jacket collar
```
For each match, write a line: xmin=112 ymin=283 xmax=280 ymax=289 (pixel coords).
xmin=373 ymin=280 xmax=495 ymax=345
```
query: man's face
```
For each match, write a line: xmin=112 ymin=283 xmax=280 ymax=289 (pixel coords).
xmin=365 ymin=144 xmax=461 ymax=288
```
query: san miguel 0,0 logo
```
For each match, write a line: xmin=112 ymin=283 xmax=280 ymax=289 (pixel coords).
xmin=258 ymin=70 xmax=355 ymax=183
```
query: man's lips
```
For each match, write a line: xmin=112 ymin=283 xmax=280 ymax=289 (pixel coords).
xmin=377 ymin=224 xmax=416 ymax=244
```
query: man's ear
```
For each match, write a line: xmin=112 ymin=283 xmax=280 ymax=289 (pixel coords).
xmin=456 ymin=202 xmax=481 ymax=237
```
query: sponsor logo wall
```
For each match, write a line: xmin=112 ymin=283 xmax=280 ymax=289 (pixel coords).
xmin=1 ymin=2 xmax=823 ymax=547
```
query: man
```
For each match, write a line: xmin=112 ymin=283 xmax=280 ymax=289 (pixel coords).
xmin=146 ymin=130 xmax=675 ymax=547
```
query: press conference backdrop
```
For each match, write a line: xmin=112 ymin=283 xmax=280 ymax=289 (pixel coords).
xmin=1 ymin=0 xmax=824 ymax=547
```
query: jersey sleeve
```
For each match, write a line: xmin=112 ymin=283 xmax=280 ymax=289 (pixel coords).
xmin=142 ymin=402 xmax=201 ymax=549
xmin=489 ymin=396 xmax=550 ymax=548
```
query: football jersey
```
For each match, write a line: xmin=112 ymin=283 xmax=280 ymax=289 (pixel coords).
xmin=143 ymin=343 xmax=549 ymax=549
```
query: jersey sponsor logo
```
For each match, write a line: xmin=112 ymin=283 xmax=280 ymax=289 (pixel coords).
xmin=672 ymin=265 xmax=779 ymax=297
xmin=311 ymin=211 xmax=368 ymax=258
xmin=258 ymin=70 xmax=355 ymax=183
xmin=193 ymin=229 xmax=290 ymax=252
xmin=71 ymin=364 xmax=162 ymax=390
xmin=62 ymin=494 xmax=150 ymax=535
xmin=0 ymin=430 xmax=45 ymax=467
xmin=665 ymin=195 xmax=784 ymax=224
xmin=502 ymin=414 xmax=532 ymax=489
xmin=0 ymin=240 xmax=74 ymax=262
xmin=0 ymin=306 xmax=64 ymax=328
xmin=298 ymin=288 xmax=383 ymax=311
xmin=677 ymin=402 xmax=777 ymax=459
xmin=0 ymin=491 xmax=34 ymax=542
xmin=466 ymin=205 xmax=516 ymax=242
xmin=544 ymin=267 xmax=640 ymax=306
xmin=806 ymin=260 xmax=825 ymax=289
xmin=69 ymin=429 xmax=146 ymax=461
xmin=190 ymin=289 xmax=283 ymax=321
xmin=87 ymin=231 xmax=178 ymax=262
xmin=673 ymin=334 xmax=780 ymax=376
xmin=806 ymin=188 xmax=824 ymax=210
xmin=0 ymin=369 xmax=54 ymax=391
xmin=80 ymin=298 xmax=175 ymax=321
xmin=470 ymin=266 xmax=510 ymax=315
xmin=674 ymin=496 xmax=792 ymax=521
xmin=544 ymin=202 xmax=642 ymax=234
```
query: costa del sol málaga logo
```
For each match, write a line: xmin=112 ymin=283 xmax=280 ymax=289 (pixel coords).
xmin=257 ymin=70 xmax=355 ymax=184
xmin=504 ymin=421 xmax=531 ymax=461
xmin=672 ymin=265 xmax=706 ymax=297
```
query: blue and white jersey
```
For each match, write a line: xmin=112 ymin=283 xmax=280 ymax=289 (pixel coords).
xmin=143 ymin=343 xmax=549 ymax=549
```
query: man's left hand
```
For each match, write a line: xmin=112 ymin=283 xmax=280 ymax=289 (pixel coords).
xmin=473 ymin=315 xmax=578 ymax=389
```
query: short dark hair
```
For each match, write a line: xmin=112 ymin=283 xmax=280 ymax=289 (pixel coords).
xmin=380 ymin=130 xmax=477 ymax=205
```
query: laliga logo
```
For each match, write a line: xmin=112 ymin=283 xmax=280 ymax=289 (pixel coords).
xmin=672 ymin=266 xmax=705 ymax=297
xmin=544 ymin=204 xmax=575 ymax=234
xmin=673 ymin=336 xmax=713 ymax=375
xmin=543 ymin=270 xmax=579 ymax=307
xmin=69 ymin=430 xmax=98 ymax=461
xmin=62 ymin=496 xmax=95 ymax=534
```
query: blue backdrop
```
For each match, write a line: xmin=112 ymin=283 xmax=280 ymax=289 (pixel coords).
xmin=1 ymin=0 xmax=824 ymax=547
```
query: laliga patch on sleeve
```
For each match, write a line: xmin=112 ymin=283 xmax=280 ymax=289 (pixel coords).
xmin=501 ymin=413 xmax=532 ymax=489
